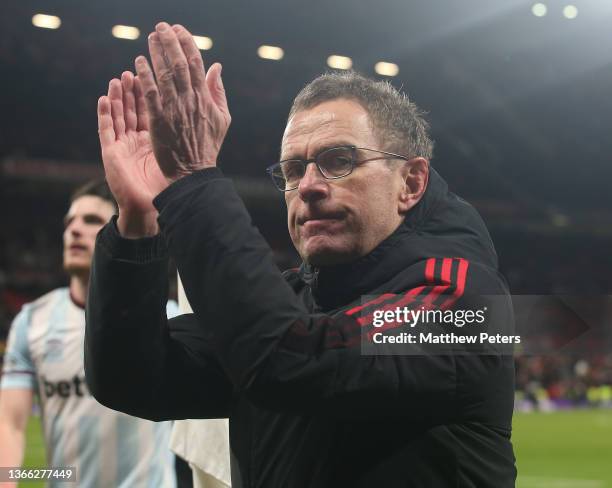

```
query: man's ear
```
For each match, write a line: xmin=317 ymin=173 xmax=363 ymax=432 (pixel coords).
xmin=398 ymin=157 xmax=429 ymax=215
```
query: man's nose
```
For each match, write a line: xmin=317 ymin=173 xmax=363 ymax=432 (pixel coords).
xmin=68 ymin=220 xmax=83 ymax=237
xmin=298 ymin=162 xmax=329 ymax=202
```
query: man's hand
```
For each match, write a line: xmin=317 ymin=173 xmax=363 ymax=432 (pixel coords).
xmin=97 ymin=71 xmax=166 ymax=238
xmin=135 ymin=23 xmax=231 ymax=183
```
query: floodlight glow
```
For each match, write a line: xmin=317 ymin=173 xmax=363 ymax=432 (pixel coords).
xmin=193 ymin=35 xmax=213 ymax=50
xmin=32 ymin=14 xmax=61 ymax=29
xmin=112 ymin=25 xmax=140 ymax=40
xmin=531 ymin=3 xmax=547 ymax=17
xmin=257 ymin=45 xmax=284 ymax=60
xmin=327 ymin=55 xmax=352 ymax=70
xmin=563 ymin=5 xmax=578 ymax=19
xmin=375 ymin=62 xmax=399 ymax=77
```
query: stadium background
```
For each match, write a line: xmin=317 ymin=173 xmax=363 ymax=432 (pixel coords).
xmin=1 ymin=0 xmax=611 ymax=486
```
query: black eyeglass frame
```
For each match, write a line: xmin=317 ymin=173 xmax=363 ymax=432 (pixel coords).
xmin=266 ymin=145 xmax=412 ymax=192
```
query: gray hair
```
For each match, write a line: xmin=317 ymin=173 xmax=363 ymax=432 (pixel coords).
xmin=288 ymin=71 xmax=434 ymax=160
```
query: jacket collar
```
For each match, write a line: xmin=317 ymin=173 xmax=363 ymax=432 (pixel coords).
xmin=298 ymin=168 xmax=498 ymax=310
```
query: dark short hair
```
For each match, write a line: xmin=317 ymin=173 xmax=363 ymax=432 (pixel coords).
xmin=288 ymin=71 xmax=434 ymax=160
xmin=71 ymin=179 xmax=118 ymax=213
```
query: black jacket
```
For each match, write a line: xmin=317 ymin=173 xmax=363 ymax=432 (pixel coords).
xmin=85 ymin=167 xmax=516 ymax=487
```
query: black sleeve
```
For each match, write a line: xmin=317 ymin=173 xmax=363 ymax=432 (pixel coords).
xmin=152 ymin=168 xmax=513 ymax=421
xmin=84 ymin=216 xmax=233 ymax=421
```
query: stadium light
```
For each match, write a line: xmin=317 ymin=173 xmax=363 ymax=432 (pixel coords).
xmin=112 ymin=25 xmax=140 ymax=40
xmin=32 ymin=14 xmax=61 ymax=30
xmin=327 ymin=55 xmax=352 ymax=70
xmin=531 ymin=3 xmax=547 ymax=17
xmin=563 ymin=5 xmax=578 ymax=19
xmin=257 ymin=45 xmax=284 ymax=60
xmin=375 ymin=62 xmax=399 ymax=77
xmin=193 ymin=35 xmax=213 ymax=51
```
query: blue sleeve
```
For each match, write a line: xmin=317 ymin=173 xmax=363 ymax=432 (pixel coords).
xmin=0 ymin=306 xmax=37 ymax=390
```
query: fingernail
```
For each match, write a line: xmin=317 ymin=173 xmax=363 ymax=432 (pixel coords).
xmin=156 ymin=22 xmax=168 ymax=32
xmin=148 ymin=32 xmax=159 ymax=42
xmin=136 ymin=56 xmax=146 ymax=65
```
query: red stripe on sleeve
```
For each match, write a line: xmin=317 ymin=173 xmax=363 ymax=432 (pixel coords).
xmin=425 ymin=257 xmax=436 ymax=283
xmin=359 ymin=258 xmax=471 ymax=335
xmin=439 ymin=258 xmax=469 ymax=309
xmin=441 ymin=258 xmax=452 ymax=283
xmin=419 ymin=257 xmax=453 ymax=305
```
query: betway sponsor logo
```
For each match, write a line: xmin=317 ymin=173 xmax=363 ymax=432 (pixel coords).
xmin=41 ymin=375 xmax=88 ymax=398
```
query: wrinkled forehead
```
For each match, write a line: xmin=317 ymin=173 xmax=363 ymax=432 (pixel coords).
xmin=281 ymin=100 xmax=375 ymax=159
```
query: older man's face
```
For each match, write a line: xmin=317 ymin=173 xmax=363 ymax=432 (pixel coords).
xmin=282 ymin=99 xmax=408 ymax=266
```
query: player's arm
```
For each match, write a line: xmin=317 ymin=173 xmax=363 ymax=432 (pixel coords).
xmin=88 ymin=34 xmax=232 ymax=421
xmin=0 ymin=388 xmax=33 ymax=472
xmin=85 ymin=227 xmax=233 ymax=421
xmin=0 ymin=307 xmax=37 ymax=479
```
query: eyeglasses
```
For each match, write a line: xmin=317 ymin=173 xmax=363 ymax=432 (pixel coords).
xmin=266 ymin=145 xmax=411 ymax=192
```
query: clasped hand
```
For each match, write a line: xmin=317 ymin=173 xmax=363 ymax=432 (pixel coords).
xmin=97 ymin=23 xmax=231 ymax=237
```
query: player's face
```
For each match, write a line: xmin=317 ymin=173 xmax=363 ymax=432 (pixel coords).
xmin=282 ymin=99 xmax=408 ymax=266
xmin=63 ymin=195 xmax=115 ymax=275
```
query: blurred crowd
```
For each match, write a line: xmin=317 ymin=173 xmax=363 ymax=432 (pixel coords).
xmin=515 ymin=353 xmax=612 ymax=411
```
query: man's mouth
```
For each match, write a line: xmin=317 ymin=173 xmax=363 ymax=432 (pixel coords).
xmin=69 ymin=244 xmax=88 ymax=251
xmin=298 ymin=212 xmax=344 ymax=226
xmin=305 ymin=218 xmax=339 ymax=225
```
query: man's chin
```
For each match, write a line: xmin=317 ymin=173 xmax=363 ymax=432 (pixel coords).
xmin=63 ymin=261 xmax=91 ymax=276
xmin=301 ymin=240 xmax=358 ymax=267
